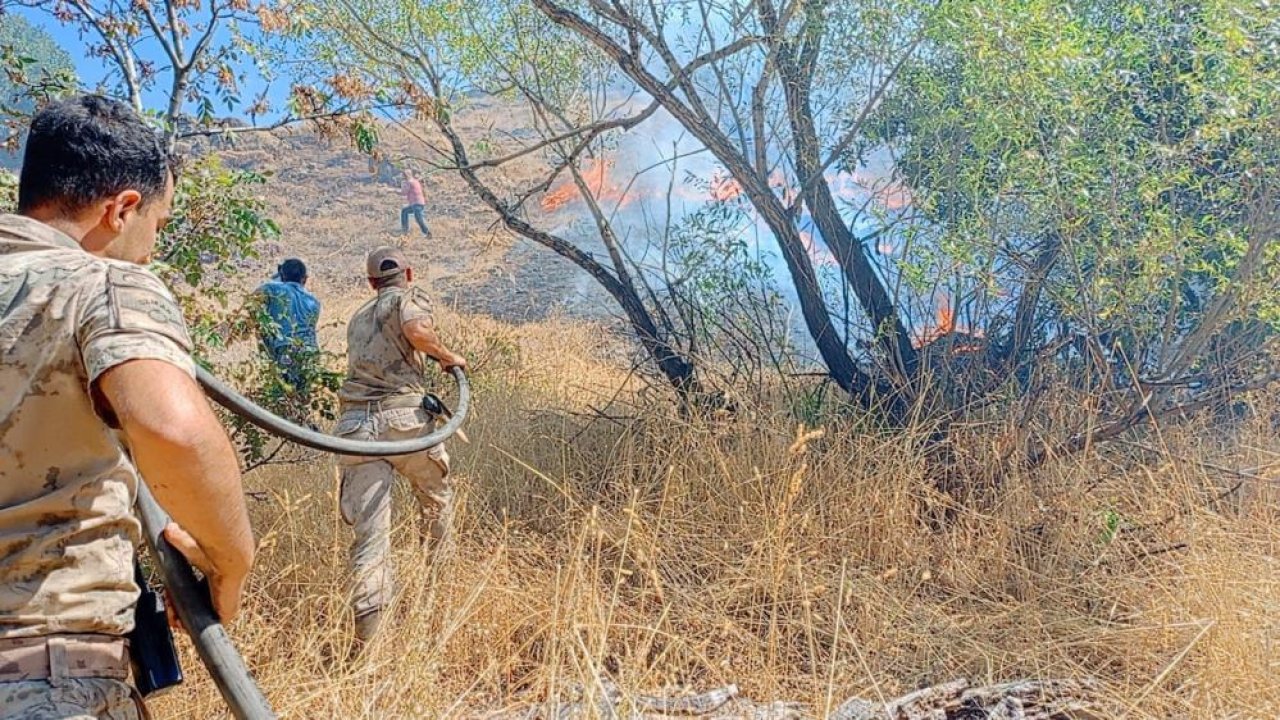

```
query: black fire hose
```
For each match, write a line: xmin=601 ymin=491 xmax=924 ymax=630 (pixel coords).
xmin=135 ymin=367 xmax=471 ymax=718
xmin=136 ymin=481 xmax=276 ymax=720
xmin=196 ymin=366 xmax=471 ymax=456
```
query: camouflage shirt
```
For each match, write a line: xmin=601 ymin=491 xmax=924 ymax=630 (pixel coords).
xmin=0 ymin=214 xmax=195 ymax=639
xmin=338 ymin=285 xmax=434 ymax=405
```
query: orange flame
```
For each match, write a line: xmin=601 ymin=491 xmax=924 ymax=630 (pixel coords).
xmin=541 ymin=158 xmax=629 ymax=213
xmin=913 ymin=299 xmax=954 ymax=349
xmin=914 ymin=297 xmax=985 ymax=351
xmin=709 ymin=171 xmax=743 ymax=201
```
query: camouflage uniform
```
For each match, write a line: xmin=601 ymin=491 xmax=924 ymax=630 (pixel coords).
xmin=335 ymin=282 xmax=451 ymax=623
xmin=0 ymin=214 xmax=195 ymax=719
xmin=0 ymin=679 xmax=140 ymax=720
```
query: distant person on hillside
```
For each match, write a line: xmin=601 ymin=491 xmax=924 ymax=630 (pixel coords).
xmin=333 ymin=247 xmax=466 ymax=644
xmin=399 ymin=168 xmax=432 ymax=238
xmin=256 ymin=257 xmax=320 ymax=390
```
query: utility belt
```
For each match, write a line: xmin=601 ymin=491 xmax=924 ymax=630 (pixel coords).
xmin=340 ymin=393 xmax=453 ymax=419
xmin=338 ymin=393 xmax=462 ymax=445
xmin=0 ymin=634 xmax=130 ymax=684
xmin=0 ymin=563 xmax=184 ymax=696
xmin=340 ymin=395 xmax=424 ymax=413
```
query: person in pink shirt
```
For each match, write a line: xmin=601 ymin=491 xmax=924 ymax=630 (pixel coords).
xmin=399 ymin=168 xmax=432 ymax=237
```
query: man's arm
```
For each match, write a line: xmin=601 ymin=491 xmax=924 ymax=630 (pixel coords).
xmin=403 ymin=318 xmax=467 ymax=371
xmin=99 ymin=359 xmax=255 ymax=623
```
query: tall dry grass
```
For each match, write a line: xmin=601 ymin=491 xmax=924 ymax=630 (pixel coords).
xmin=155 ymin=310 xmax=1280 ymax=719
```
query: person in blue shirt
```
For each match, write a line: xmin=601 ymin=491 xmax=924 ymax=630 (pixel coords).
xmin=256 ymin=258 xmax=320 ymax=390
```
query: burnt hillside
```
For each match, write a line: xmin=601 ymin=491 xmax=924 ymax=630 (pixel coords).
xmin=192 ymin=102 xmax=615 ymax=340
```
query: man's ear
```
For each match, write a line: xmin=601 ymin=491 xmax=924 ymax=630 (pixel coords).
xmin=104 ymin=189 xmax=144 ymax=233
xmin=80 ymin=190 xmax=142 ymax=253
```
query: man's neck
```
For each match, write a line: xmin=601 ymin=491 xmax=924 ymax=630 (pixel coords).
xmin=21 ymin=211 xmax=93 ymax=246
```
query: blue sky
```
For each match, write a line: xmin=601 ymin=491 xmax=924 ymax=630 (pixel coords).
xmin=13 ymin=6 xmax=292 ymax=122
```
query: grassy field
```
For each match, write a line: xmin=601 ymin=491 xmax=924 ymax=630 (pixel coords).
xmin=154 ymin=306 xmax=1280 ymax=719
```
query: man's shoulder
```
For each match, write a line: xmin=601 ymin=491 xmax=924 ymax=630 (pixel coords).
xmin=296 ymin=284 xmax=320 ymax=304
xmin=96 ymin=260 xmax=187 ymax=331
xmin=75 ymin=260 xmax=194 ymax=383
xmin=0 ymin=214 xmax=82 ymax=252
xmin=261 ymin=280 xmax=318 ymax=301
xmin=0 ymin=250 xmax=110 ymax=311
xmin=381 ymin=286 xmax=427 ymax=313
xmin=403 ymin=285 xmax=432 ymax=305
xmin=257 ymin=279 xmax=287 ymax=295
xmin=348 ymin=294 xmax=379 ymax=323
xmin=99 ymin=261 xmax=182 ymax=306
xmin=102 ymin=260 xmax=173 ymax=289
xmin=0 ymin=219 xmax=116 ymax=298
xmin=397 ymin=286 xmax=433 ymax=328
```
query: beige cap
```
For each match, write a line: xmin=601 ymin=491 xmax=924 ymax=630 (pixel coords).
xmin=366 ymin=246 xmax=409 ymax=279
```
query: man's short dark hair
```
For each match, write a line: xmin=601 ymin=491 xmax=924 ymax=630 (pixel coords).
xmin=18 ymin=94 xmax=171 ymax=214
xmin=278 ymin=258 xmax=307 ymax=283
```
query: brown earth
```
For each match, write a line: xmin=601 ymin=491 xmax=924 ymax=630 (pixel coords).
xmin=206 ymin=105 xmax=616 ymax=350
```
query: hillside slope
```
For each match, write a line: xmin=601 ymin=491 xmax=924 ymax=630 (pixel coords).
xmin=207 ymin=105 xmax=616 ymax=350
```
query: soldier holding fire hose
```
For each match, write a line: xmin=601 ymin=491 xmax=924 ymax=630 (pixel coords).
xmin=0 ymin=95 xmax=256 ymax=719
xmin=332 ymin=247 xmax=468 ymax=644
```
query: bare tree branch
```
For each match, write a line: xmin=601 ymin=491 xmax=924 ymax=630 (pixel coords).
xmin=800 ymin=35 xmax=923 ymax=204
xmin=60 ymin=0 xmax=144 ymax=110
xmin=462 ymin=100 xmax=660 ymax=170
xmin=533 ymin=0 xmax=874 ymax=401
xmin=176 ymin=103 xmax=404 ymax=139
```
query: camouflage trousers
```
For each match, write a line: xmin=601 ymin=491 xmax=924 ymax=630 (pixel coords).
xmin=334 ymin=405 xmax=451 ymax=618
xmin=0 ymin=679 xmax=144 ymax=719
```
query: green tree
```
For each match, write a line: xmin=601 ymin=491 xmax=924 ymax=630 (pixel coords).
xmin=873 ymin=0 xmax=1280 ymax=457
xmin=285 ymin=0 xmax=934 ymax=411
xmin=3 ymin=3 xmax=353 ymax=468
xmin=156 ymin=154 xmax=343 ymax=467
xmin=0 ymin=14 xmax=76 ymax=153
xmin=523 ymin=0 xmax=930 ymax=410
xmin=303 ymin=0 xmax=1280 ymax=453
xmin=288 ymin=0 xmax=722 ymax=405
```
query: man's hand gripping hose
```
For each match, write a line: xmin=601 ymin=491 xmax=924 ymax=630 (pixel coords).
xmin=136 ymin=481 xmax=276 ymax=720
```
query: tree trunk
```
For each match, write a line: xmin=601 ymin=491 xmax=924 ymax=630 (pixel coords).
xmin=430 ymin=103 xmax=700 ymax=396
xmin=770 ymin=4 xmax=919 ymax=383
xmin=532 ymin=0 xmax=879 ymax=403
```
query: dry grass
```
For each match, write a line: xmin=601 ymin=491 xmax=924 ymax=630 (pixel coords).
xmin=146 ymin=106 xmax=1280 ymax=720
xmin=152 ymin=307 xmax=1280 ymax=719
